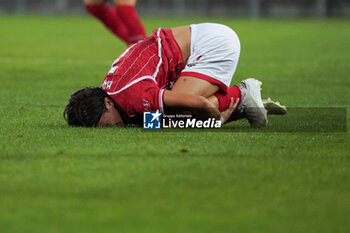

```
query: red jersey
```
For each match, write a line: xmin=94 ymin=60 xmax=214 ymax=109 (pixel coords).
xmin=100 ymin=28 xmax=184 ymax=118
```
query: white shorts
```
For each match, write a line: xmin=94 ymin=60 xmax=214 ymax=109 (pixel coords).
xmin=180 ymin=23 xmax=241 ymax=92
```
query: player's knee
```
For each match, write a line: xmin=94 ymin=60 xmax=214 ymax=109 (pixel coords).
xmin=84 ymin=0 xmax=106 ymax=6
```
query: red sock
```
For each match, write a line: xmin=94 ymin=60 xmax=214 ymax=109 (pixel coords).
xmin=214 ymin=85 xmax=242 ymax=122
xmin=85 ymin=4 xmax=130 ymax=44
xmin=116 ymin=5 xmax=146 ymax=44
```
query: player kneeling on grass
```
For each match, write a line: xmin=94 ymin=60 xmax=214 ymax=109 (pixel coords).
xmin=64 ymin=23 xmax=286 ymax=128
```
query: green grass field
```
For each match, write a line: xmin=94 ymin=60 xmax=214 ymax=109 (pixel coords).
xmin=0 ymin=15 xmax=349 ymax=233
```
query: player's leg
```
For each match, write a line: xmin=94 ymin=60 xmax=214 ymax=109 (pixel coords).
xmin=211 ymin=85 xmax=241 ymax=111
xmin=172 ymin=78 xmax=268 ymax=127
xmin=84 ymin=0 xmax=130 ymax=43
xmin=208 ymin=85 xmax=242 ymax=123
xmin=212 ymin=79 xmax=268 ymax=127
xmin=171 ymin=76 xmax=219 ymax=98
xmin=211 ymin=79 xmax=287 ymax=126
xmin=114 ymin=0 xmax=146 ymax=44
xmin=170 ymin=76 xmax=243 ymax=123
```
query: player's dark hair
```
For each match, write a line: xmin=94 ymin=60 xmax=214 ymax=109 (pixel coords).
xmin=64 ymin=87 xmax=109 ymax=127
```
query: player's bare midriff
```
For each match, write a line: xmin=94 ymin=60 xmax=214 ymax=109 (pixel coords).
xmin=171 ymin=26 xmax=191 ymax=64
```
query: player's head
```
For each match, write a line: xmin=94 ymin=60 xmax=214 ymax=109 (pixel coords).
xmin=64 ymin=87 xmax=123 ymax=127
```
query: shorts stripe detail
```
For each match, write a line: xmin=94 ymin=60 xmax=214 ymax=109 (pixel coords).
xmin=180 ymin=71 xmax=229 ymax=93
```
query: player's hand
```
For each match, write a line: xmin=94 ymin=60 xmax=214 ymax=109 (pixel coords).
xmin=220 ymin=98 xmax=240 ymax=124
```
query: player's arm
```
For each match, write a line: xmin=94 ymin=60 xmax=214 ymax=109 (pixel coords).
xmin=163 ymin=90 xmax=238 ymax=123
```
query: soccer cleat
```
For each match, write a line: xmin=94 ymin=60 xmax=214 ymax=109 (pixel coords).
xmin=237 ymin=78 xmax=268 ymax=128
xmin=263 ymin=98 xmax=287 ymax=115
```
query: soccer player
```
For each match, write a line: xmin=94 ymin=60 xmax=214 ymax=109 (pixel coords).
xmin=84 ymin=0 xmax=146 ymax=45
xmin=64 ymin=23 xmax=280 ymax=128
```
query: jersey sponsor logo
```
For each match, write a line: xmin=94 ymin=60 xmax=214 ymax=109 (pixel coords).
xmin=101 ymin=80 xmax=113 ymax=89
xmin=187 ymin=55 xmax=203 ymax=68
xmin=143 ymin=110 xmax=162 ymax=129
xmin=143 ymin=99 xmax=151 ymax=112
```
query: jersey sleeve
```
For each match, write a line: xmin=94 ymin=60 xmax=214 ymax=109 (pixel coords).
xmin=139 ymin=80 xmax=165 ymax=113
